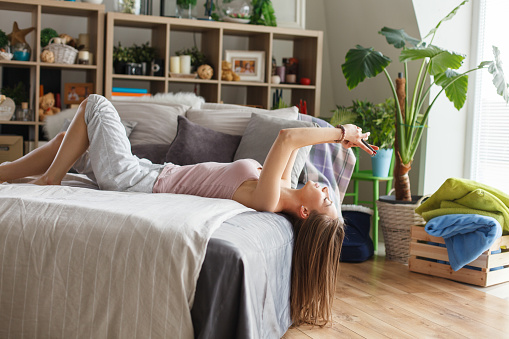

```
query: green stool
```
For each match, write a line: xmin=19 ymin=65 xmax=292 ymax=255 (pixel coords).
xmin=344 ymin=148 xmax=395 ymax=251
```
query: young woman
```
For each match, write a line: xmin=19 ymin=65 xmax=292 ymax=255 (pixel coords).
xmin=0 ymin=94 xmax=376 ymax=326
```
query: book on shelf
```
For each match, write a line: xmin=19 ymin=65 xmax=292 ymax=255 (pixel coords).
xmin=112 ymin=87 xmax=148 ymax=94
xmin=111 ymin=92 xmax=152 ymax=97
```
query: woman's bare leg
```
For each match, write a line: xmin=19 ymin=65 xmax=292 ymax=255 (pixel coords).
xmin=0 ymin=132 xmax=65 ymax=182
xmin=31 ymin=98 xmax=90 ymax=185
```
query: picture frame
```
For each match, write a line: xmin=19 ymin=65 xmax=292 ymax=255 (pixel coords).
xmin=64 ymin=83 xmax=93 ymax=105
xmin=272 ymin=0 xmax=306 ymax=29
xmin=225 ymin=50 xmax=265 ymax=82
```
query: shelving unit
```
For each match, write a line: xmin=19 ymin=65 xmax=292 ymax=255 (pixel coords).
xmin=105 ymin=12 xmax=323 ymax=116
xmin=0 ymin=0 xmax=104 ymax=151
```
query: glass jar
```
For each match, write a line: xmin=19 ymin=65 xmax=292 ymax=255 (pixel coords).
xmin=176 ymin=1 xmax=196 ymax=19
xmin=115 ymin=0 xmax=141 ymax=15
xmin=16 ymin=102 xmax=33 ymax=122
xmin=12 ymin=42 xmax=31 ymax=61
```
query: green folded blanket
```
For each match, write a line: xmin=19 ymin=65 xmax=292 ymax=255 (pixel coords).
xmin=415 ymin=178 xmax=509 ymax=234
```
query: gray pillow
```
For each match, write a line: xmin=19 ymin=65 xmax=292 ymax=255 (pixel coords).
xmin=165 ymin=115 xmax=242 ymax=165
xmin=131 ymin=144 xmax=170 ymax=164
xmin=234 ymin=113 xmax=314 ymax=188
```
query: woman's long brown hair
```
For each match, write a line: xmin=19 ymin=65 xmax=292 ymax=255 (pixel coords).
xmin=290 ymin=211 xmax=344 ymax=326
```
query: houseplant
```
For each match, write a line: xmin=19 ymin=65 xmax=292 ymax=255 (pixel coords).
xmin=331 ymin=99 xmax=396 ymax=177
xmin=113 ymin=42 xmax=135 ymax=74
xmin=341 ymin=0 xmax=508 ymax=202
xmin=132 ymin=42 xmax=156 ymax=75
xmin=250 ymin=0 xmax=276 ymax=26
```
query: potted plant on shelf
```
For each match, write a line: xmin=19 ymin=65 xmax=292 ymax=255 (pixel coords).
xmin=331 ymin=98 xmax=396 ymax=178
xmin=341 ymin=0 xmax=509 ymax=263
xmin=113 ymin=42 xmax=135 ymax=74
xmin=132 ymin=42 xmax=156 ymax=75
xmin=341 ymin=0 xmax=508 ymax=202
xmin=177 ymin=0 xmax=197 ymax=19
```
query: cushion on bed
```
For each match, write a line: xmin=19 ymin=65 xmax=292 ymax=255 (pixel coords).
xmin=340 ymin=205 xmax=374 ymax=262
xmin=131 ymin=144 xmax=170 ymax=164
xmin=234 ymin=113 xmax=314 ymax=189
xmin=165 ymin=115 xmax=242 ymax=165
xmin=186 ymin=106 xmax=299 ymax=136
xmin=112 ymin=101 xmax=189 ymax=145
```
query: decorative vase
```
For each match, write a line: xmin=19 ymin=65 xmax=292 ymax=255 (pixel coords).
xmin=177 ymin=4 xmax=195 ymax=19
xmin=371 ymin=148 xmax=393 ymax=177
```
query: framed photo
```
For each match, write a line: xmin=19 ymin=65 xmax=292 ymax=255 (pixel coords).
xmin=272 ymin=0 xmax=306 ymax=29
xmin=64 ymin=83 xmax=93 ymax=105
xmin=225 ymin=50 xmax=265 ymax=82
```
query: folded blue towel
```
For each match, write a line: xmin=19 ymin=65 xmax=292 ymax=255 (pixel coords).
xmin=425 ymin=214 xmax=502 ymax=271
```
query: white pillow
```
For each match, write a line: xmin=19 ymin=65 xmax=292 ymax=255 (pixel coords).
xmin=112 ymin=92 xmax=205 ymax=109
xmin=43 ymin=108 xmax=79 ymax=140
xmin=186 ymin=106 xmax=299 ymax=135
xmin=112 ymin=101 xmax=189 ymax=145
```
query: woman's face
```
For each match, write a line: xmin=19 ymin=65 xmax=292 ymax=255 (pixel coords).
xmin=301 ymin=181 xmax=338 ymax=219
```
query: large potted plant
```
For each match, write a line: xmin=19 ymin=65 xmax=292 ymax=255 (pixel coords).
xmin=331 ymin=98 xmax=396 ymax=177
xmin=341 ymin=0 xmax=508 ymax=263
xmin=341 ymin=0 xmax=508 ymax=202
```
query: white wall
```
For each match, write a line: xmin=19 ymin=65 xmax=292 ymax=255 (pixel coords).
xmin=314 ymin=0 xmax=423 ymax=198
xmin=412 ymin=0 xmax=473 ymax=195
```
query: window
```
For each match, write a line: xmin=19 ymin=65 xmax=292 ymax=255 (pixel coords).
xmin=469 ymin=0 xmax=509 ymax=193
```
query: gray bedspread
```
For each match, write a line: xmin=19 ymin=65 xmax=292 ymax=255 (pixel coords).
xmin=192 ymin=211 xmax=294 ymax=339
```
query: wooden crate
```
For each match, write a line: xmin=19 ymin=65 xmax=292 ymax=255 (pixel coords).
xmin=408 ymin=225 xmax=509 ymax=287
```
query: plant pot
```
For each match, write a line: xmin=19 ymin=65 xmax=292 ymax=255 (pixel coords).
xmin=114 ymin=61 xmax=126 ymax=74
xmin=371 ymin=148 xmax=393 ymax=177
xmin=376 ymin=195 xmax=427 ymax=263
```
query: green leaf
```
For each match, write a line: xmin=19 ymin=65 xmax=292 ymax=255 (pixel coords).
xmin=488 ymin=46 xmax=509 ymax=102
xmin=422 ymin=0 xmax=470 ymax=41
xmin=379 ymin=27 xmax=420 ymax=48
xmin=400 ymin=45 xmax=464 ymax=75
xmin=434 ymin=69 xmax=468 ymax=110
xmin=341 ymin=45 xmax=392 ymax=90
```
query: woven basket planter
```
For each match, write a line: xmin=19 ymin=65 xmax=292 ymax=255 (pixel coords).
xmin=377 ymin=195 xmax=427 ymax=264
xmin=43 ymin=44 xmax=78 ymax=64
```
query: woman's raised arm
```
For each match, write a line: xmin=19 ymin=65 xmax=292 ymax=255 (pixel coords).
xmin=248 ymin=124 xmax=376 ymax=212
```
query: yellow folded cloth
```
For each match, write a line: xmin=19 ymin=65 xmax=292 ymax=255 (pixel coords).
xmin=415 ymin=178 xmax=509 ymax=234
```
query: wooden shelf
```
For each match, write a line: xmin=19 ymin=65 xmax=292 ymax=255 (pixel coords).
xmin=0 ymin=0 xmax=105 ymax=153
xmin=104 ymin=12 xmax=323 ymax=115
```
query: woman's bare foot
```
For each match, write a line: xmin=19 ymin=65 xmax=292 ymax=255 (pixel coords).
xmin=29 ymin=174 xmax=61 ymax=186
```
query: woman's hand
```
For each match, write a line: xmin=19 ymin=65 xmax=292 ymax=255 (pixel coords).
xmin=340 ymin=124 xmax=379 ymax=155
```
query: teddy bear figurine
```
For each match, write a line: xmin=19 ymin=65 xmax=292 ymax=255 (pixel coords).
xmin=221 ymin=60 xmax=240 ymax=81
xmin=39 ymin=92 xmax=61 ymax=122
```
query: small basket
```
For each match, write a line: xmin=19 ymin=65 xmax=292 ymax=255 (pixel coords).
xmin=43 ymin=43 xmax=78 ymax=64
xmin=377 ymin=194 xmax=427 ymax=263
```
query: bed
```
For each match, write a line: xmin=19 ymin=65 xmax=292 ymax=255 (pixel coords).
xmin=0 ymin=95 xmax=354 ymax=338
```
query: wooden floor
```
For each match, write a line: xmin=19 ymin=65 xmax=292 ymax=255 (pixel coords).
xmin=282 ymin=254 xmax=509 ymax=338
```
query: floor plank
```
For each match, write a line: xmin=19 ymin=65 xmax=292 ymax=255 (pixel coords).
xmin=283 ymin=255 xmax=509 ymax=339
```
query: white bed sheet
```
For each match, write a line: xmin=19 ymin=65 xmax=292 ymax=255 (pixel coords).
xmin=0 ymin=182 xmax=250 ymax=339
